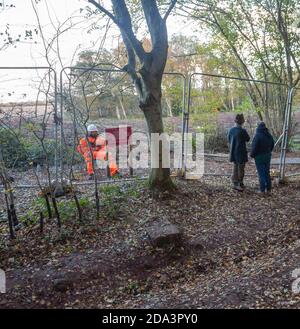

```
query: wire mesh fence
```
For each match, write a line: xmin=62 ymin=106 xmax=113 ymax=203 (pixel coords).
xmin=185 ymin=72 xmax=300 ymax=178
xmin=0 ymin=65 xmax=187 ymax=201
xmin=291 ymin=87 xmax=300 ymax=152
xmin=0 ymin=67 xmax=58 ymax=182
xmin=1 ymin=65 xmax=300 ymax=239
xmin=60 ymin=66 xmax=186 ymax=182
xmin=0 ymin=67 xmax=61 ymax=237
xmin=1 ymin=67 xmax=299 ymax=188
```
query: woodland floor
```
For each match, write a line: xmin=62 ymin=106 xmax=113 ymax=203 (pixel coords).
xmin=1 ymin=158 xmax=300 ymax=309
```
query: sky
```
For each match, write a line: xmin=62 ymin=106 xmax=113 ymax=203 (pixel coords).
xmin=0 ymin=0 xmax=199 ymax=102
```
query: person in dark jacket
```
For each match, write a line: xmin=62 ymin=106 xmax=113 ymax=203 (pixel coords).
xmin=228 ymin=114 xmax=250 ymax=191
xmin=250 ymin=122 xmax=275 ymax=194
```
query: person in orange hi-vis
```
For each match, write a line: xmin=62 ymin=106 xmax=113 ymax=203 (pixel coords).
xmin=77 ymin=124 xmax=120 ymax=180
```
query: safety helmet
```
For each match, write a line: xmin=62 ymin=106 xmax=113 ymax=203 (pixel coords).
xmin=87 ymin=124 xmax=98 ymax=132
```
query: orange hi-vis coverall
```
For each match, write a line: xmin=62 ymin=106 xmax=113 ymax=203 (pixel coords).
xmin=77 ymin=135 xmax=118 ymax=176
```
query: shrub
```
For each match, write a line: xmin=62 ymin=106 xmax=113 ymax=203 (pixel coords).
xmin=191 ymin=113 xmax=229 ymax=153
xmin=204 ymin=126 xmax=229 ymax=153
xmin=0 ymin=128 xmax=81 ymax=169
xmin=20 ymin=196 xmax=92 ymax=225
xmin=0 ymin=128 xmax=27 ymax=168
xmin=99 ymin=182 xmax=143 ymax=219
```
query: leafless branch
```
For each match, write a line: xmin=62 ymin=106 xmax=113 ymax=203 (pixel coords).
xmin=88 ymin=0 xmax=118 ymax=25
xmin=163 ymin=0 xmax=178 ymax=21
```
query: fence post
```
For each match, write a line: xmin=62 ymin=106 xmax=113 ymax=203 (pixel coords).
xmin=183 ymin=74 xmax=194 ymax=177
xmin=279 ymin=87 xmax=295 ymax=182
xmin=52 ymin=69 xmax=59 ymax=184
xmin=180 ymin=74 xmax=187 ymax=176
xmin=59 ymin=68 xmax=65 ymax=182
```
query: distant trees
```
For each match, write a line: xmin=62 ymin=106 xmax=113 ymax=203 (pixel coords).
xmin=68 ymin=49 xmax=139 ymax=120
xmin=180 ymin=0 xmax=300 ymax=135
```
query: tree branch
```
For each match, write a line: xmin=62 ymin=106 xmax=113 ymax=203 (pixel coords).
xmin=141 ymin=0 xmax=166 ymax=49
xmin=210 ymin=11 xmax=264 ymax=102
xmin=111 ymin=0 xmax=146 ymax=62
xmin=88 ymin=0 xmax=146 ymax=65
xmin=87 ymin=0 xmax=118 ymax=25
xmin=163 ymin=0 xmax=178 ymax=21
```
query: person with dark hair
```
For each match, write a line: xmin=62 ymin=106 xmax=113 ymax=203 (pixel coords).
xmin=228 ymin=114 xmax=250 ymax=191
xmin=250 ymin=122 xmax=275 ymax=194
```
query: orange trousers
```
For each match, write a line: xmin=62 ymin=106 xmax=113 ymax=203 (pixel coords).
xmin=84 ymin=149 xmax=118 ymax=176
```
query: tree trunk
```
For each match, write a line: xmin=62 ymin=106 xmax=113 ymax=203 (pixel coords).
xmin=118 ymin=95 xmax=128 ymax=119
xmin=88 ymin=0 xmax=178 ymax=191
xmin=231 ymin=95 xmax=235 ymax=111
xmin=98 ymin=107 xmax=102 ymax=118
xmin=111 ymin=90 xmax=121 ymax=119
xmin=140 ymin=75 xmax=174 ymax=191
xmin=166 ymin=98 xmax=173 ymax=117
xmin=115 ymin=105 xmax=121 ymax=120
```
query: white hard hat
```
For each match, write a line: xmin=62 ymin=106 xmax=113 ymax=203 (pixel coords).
xmin=87 ymin=124 xmax=98 ymax=132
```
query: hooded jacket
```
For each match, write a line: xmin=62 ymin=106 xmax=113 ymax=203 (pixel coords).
xmin=250 ymin=123 xmax=275 ymax=160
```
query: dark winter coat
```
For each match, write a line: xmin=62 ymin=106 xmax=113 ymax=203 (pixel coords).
xmin=250 ymin=123 xmax=275 ymax=163
xmin=228 ymin=125 xmax=250 ymax=164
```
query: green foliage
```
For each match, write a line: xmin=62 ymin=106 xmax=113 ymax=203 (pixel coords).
xmin=20 ymin=197 xmax=92 ymax=225
xmin=100 ymin=182 xmax=143 ymax=219
xmin=0 ymin=128 xmax=80 ymax=169
xmin=235 ymin=97 xmax=254 ymax=113
xmin=70 ymin=50 xmax=140 ymax=120
xmin=100 ymin=185 xmax=124 ymax=220
xmin=100 ymin=182 xmax=143 ymax=200
xmin=162 ymin=74 xmax=185 ymax=117
xmin=203 ymin=126 xmax=228 ymax=153
xmin=56 ymin=198 xmax=92 ymax=222
xmin=191 ymin=112 xmax=216 ymax=127
xmin=125 ymin=280 xmax=140 ymax=295
xmin=192 ymin=113 xmax=228 ymax=153
xmin=185 ymin=0 xmax=300 ymax=134
xmin=23 ymin=139 xmax=56 ymax=165
xmin=289 ymin=138 xmax=300 ymax=152
xmin=0 ymin=128 xmax=26 ymax=167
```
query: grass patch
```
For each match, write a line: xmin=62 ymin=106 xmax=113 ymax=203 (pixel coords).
xmin=99 ymin=181 xmax=144 ymax=220
xmin=20 ymin=196 xmax=93 ymax=225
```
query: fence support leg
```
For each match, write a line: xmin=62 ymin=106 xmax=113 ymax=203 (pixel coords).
xmin=106 ymin=149 xmax=111 ymax=178
xmin=129 ymin=144 xmax=133 ymax=176
xmin=181 ymin=111 xmax=189 ymax=177
xmin=279 ymin=87 xmax=294 ymax=182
